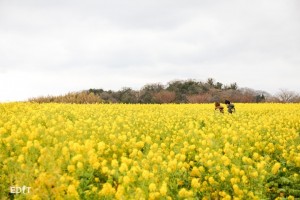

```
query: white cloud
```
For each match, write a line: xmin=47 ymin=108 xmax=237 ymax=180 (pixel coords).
xmin=0 ymin=0 xmax=299 ymax=101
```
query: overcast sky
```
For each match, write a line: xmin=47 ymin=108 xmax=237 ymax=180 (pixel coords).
xmin=0 ymin=0 xmax=299 ymax=102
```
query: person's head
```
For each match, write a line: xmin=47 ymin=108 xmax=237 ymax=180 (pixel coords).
xmin=215 ymin=102 xmax=220 ymax=107
xmin=225 ymin=100 xmax=230 ymax=105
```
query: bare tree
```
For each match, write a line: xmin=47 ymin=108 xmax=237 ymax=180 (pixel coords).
xmin=153 ymin=91 xmax=176 ymax=103
xmin=276 ymin=89 xmax=298 ymax=103
xmin=187 ymin=94 xmax=211 ymax=103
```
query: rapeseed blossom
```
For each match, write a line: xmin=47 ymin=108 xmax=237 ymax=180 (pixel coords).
xmin=0 ymin=103 xmax=299 ymax=199
xmin=272 ymin=162 xmax=281 ymax=175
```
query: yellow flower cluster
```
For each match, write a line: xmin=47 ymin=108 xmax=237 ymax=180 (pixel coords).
xmin=0 ymin=103 xmax=300 ymax=199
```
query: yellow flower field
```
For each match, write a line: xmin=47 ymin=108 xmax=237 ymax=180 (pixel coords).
xmin=0 ymin=103 xmax=300 ymax=199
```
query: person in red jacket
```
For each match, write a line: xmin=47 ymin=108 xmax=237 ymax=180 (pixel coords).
xmin=215 ymin=102 xmax=224 ymax=113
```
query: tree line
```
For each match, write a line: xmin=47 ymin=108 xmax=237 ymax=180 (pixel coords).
xmin=29 ymin=78 xmax=300 ymax=104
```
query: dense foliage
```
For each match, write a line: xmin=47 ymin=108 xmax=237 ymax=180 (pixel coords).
xmin=28 ymin=79 xmax=300 ymax=104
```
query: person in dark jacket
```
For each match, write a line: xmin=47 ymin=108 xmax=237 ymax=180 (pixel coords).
xmin=225 ymin=100 xmax=235 ymax=114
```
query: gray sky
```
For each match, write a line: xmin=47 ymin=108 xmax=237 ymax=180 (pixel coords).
xmin=1 ymin=0 xmax=299 ymax=102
